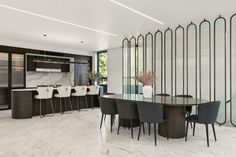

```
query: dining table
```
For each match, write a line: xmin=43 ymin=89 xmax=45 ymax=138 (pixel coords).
xmin=102 ymin=94 xmax=209 ymax=139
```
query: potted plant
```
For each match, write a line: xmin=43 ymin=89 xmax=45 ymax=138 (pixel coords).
xmin=88 ymin=71 xmax=101 ymax=85
xmin=134 ymin=71 xmax=156 ymax=98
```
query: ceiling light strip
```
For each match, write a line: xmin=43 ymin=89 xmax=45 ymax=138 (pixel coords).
xmin=0 ymin=3 xmax=118 ymax=36
xmin=109 ymin=0 xmax=164 ymax=25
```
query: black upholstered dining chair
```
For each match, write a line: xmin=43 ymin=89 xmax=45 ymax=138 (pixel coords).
xmin=116 ymin=99 xmax=139 ymax=138
xmin=155 ymin=93 xmax=170 ymax=97
xmin=99 ymin=97 xmax=118 ymax=132
xmin=136 ymin=101 xmax=169 ymax=146
xmin=185 ymin=101 xmax=220 ymax=147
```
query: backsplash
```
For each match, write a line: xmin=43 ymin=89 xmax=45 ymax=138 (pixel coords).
xmin=26 ymin=58 xmax=74 ymax=87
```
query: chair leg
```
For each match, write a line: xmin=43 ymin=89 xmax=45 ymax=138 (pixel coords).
xmin=212 ymin=123 xmax=217 ymax=141
xmin=138 ymin=122 xmax=142 ymax=140
xmin=69 ymin=97 xmax=73 ymax=111
xmin=60 ymin=98 xmax=63 ymax=114
xmin=85 ymin=96 xmax=88 ymax=109
xmin=154 ymin=123 xmax=157 ymax=146
xmin=91 ymin=95 xmax=94 ymax=109
xmin=148 ymin=123 xmax=151 ymax=135
xmin=34 ymin=99 xmax=37 ymax=116
xmin=185 ymin=121 xmax=189 ymax=142
xmin=50 ymin=99 xmax=54 ymax=116
xmin=193 ymin=122 xmax=196 ymax=136
xmin=104 ymin=114 xmax=106 ymax=122
xmin=205 ymin=124 xmax=209 ymax=147
xmin=117 ymin=118 xmax=120 ymax=135
xmin=100 ymin=114 xmax=104 ymax=129
xmin=39 ymin=99 xmax=42 ymax=118
xmin=130 ymin=119 xmax=133 ymax=138
xmin=77 ymin=97 xmax=80 ymax=111
xmin=142 ymin=123 xmax=145 ymax=134
xmin=110 ymin=115 xmax=113 ymax=133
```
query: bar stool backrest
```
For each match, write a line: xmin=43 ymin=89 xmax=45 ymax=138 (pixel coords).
xmin=87 ymin=85 xmax=100 ymax=95
xmin=73 ymin=86 xmax=87 ymax=96
xmin=36 ymin=87 xmax=54 ymax=99
xmin=56 ymin=86 xmax=71 ymax=97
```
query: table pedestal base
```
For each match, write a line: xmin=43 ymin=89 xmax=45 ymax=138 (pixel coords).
xmin=158 ymin=106 xmax=185 ymax=138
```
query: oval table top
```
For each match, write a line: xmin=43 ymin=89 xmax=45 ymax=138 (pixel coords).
xmin=102 ymin=94 xmax=209 ymax=106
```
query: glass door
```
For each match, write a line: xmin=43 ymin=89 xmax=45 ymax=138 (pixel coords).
xmin=0 ymin=52 xmax=9 ymax=110
xmin=11 ymin=53 xmax=25 ymax=88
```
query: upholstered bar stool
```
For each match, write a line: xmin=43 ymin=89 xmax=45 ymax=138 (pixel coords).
xmin=54 ymin=86 xmax=72 ymax=114
xmin=34 ymin=87 xmax=54 ymax=118
xmin=71 ymin=86 xmax=88 ymax=111
xmin=87 ymin=85 xmax=100 ymax=109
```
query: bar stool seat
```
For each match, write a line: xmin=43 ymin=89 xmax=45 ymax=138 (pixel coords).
xmin=34 ymin=87 xmax=54 ymax=118
xmin=54 ymin=86 xmax=72 ymax=114
xmin=71 ymin=86 xmax=88 ymax=111
xmin=87 ymin=85 xmax=100 ymax=109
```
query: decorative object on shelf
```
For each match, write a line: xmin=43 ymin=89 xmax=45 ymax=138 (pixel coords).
xmin=88 ymin=71 xmax=101 ymax=85
xmin=134 ymin=71 xmax=156 ymax=98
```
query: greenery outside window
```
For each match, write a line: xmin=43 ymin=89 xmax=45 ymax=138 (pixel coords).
xmin=97 ymin=51 xmax=107 ymax=85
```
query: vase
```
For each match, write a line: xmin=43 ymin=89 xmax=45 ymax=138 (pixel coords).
xmin=142 ymin=85 xmax=153 ymax=98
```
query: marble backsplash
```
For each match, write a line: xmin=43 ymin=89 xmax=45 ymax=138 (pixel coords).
xmin=26 ymin=58 xmax=74 ymax=88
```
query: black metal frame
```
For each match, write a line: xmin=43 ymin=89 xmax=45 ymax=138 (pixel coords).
xmin=213 ymin=15 xmax=227 ymax=125
xmin=154 ymin=30 xmax=163 ymax=94
xmin=199 ymin=19 xmax=211 ymax=101
xmin=164 ymin=28 xmax=173 ymax=96
xmin=186 ymin=22 xmax=198 ymax=98
xmin=97 ymin=50 xmax=108 ymax=85
xmin=122 ymin=38 xmax=130 ymax=94
xmin=230 ymin=13 xmax=236 ymax=126
xmin=137 ymin=34 xmax=145 ymax=94
xmin=144 ymin=32 xmax=154 ymax=73
xmin=174 ymin=25 xmax=185 ymax=95
xmin=130 ymin=36 xmax=137 ymax=94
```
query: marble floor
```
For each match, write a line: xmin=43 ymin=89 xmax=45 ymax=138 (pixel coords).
xmin=0 ymin=109 xmax=236 ymax=157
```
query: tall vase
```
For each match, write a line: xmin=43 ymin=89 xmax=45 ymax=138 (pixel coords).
xmin=142 ymin=85 xmax=153 ymax=98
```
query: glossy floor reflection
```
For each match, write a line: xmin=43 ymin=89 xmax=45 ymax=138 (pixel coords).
xmin=0 ymin=109 xmax=236 ymax=157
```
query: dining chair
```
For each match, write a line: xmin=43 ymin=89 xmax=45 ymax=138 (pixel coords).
xmin=99 ymin=97 xmax=118 ymax=132
xmin=175 ymin=94 xmax=193 ymax=128
xmin=136 ymin=101 xmax=169 ymax=146
xmin=155 ymin=93 xmax=170 ymax=97
xmin=34 ymin=87 xmax=54 ymax=118
xmin=185 ymin=101 xmax=220 ymax=147
xmin=116 ymin=99 xmax=139 ymax=138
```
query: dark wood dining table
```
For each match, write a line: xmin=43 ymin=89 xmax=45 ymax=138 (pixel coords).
xmin=102 ymin=94 xmax=208 ymax=139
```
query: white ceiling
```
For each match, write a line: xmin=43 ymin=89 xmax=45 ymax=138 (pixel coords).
xmin=0 ymin=0 xmax=235 ymax=55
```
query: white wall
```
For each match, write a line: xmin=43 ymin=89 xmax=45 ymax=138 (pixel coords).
xmin=107 ymin=47 xmax=122 ymax=94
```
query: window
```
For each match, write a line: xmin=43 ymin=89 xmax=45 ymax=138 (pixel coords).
xmin=97 ymin=51 xmax=107 ymax=85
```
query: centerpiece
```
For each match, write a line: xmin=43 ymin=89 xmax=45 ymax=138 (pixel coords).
xmin=134 ymin=71 xmax=156 ymax=98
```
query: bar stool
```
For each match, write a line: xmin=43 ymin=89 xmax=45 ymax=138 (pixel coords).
xmin=71 ymin=86 xmax=88 ymax=111
xmin=54 ymin=86 xmax=72 ymax=114
xmin=34 ymin=87 xmax=54 ymax=118
xmin=87 ymin=85 xmax=100 ymax=109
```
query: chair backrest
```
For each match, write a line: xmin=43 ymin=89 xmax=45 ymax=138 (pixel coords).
xmin=156 ymin=93 xmax=170 ymax=97
xmin=73 ymin=86 xmax=87 ymax=96
xmin=198 ymin=101 xmax=220 ymax=124
xmin=88 ymin=85 xmax=100 ymax=95
xmin=175 ymin=94 xmax=193 ymax=98
xmin=56 ymin=86 xmax=71 ymax=97
xmin=116 ymin=99 xmax=139 ymax=119
xmin=36 ymin=87 xmax=53 ymax=99
xmin=99 ymin=97 xmax=118 ymax=115
xmin=136 ymin=102 xmax=164 ymax=123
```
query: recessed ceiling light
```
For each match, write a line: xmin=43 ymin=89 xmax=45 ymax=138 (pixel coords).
xmin=109 ymin=0 xmax=164 ymax=25
xmin=43 ymin=34 xmax=47 ymax=37
xmin=0 ymin=3 xmax=118 ymax=37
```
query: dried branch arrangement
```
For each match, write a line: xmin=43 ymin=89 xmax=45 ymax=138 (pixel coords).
xmin=134 ymin=71 xmax=156 ymax=86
